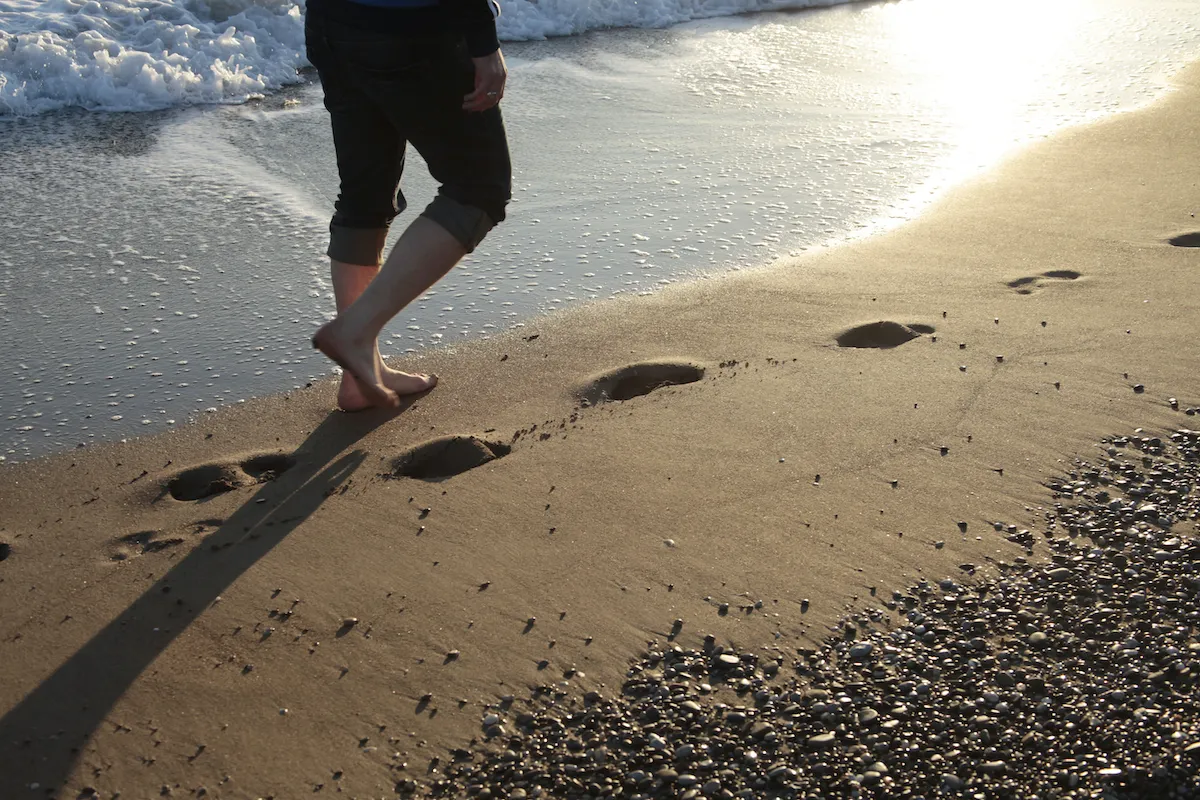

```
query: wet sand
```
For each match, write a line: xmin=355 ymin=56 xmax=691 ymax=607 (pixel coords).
xmin=0 ymin=57 xmax=1198 ymax=799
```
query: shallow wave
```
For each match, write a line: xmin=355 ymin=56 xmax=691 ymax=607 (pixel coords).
xmin=497 ymin=0 xmax=848 ymax=40
xmin=0 ymin=0 xmax=848 ymax=115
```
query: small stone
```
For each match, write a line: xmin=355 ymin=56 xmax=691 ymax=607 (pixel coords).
xmin=1133 ymin=384 xmax=1145 ymax=393
xmin=1028 ymin=631 xmax=1048 ymax=646
xmin=849 ymin=642 xmax=874 ymax=660
xmin=342 ymin=617 xmax=358 ymax=628
xmin=807 ymin=732 xmax=836 ymax=748
xmin=718 ymin=653 xmax=740 ymax=667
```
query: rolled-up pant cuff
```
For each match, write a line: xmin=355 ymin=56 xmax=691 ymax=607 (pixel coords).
xmin=421 ymin=195 xmax=497 ymax=253
xmin=327 ymin=226 xmax=388 ymax=266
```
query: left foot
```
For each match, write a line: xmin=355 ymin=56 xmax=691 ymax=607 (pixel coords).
xmin=313 ymin=320 xmax=400 ymax=409
xmin=337 ymin=354 xmax=437 ymax=412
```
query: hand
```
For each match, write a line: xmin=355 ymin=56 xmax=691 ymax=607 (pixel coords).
xmin=463 ymin=48 xmax=507 ymax=112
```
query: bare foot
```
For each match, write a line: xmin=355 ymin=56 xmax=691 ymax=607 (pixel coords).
xmin=312 ymin=321 xmax=400 ymax=409
xmin=338 ymin=352 xmax=437 ymax=412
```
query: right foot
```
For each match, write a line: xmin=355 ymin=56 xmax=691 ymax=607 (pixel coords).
xmin=312 ymin=320 xmax=400 ymax=409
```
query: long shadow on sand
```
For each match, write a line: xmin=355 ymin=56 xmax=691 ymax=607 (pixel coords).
xmin=0 ymin=403 xmax=411 ymax=796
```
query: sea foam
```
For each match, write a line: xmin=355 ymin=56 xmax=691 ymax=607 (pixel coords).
xmin=1 ymin=0 xmax=845 ymax=115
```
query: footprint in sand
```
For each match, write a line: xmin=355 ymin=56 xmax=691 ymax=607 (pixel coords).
xmin=165 ymin=452 xmax=296 ymax=502
xmin=577 ymin=360 xmax=705 ymax=405
xmin=107 ymin=518 xmax=224 ymax=561
xmin=1168 ymin=232 xmax=1200 ymax=247
xmin=1005 ymin=270 xmax=1082 ymax=295
xmin=835 ymin=321 xmax=935 ymax=349
xmin=390 ymin=436 xmax=512 ymax=481
xmin=108 ymin=530 xmax=186 ymax=561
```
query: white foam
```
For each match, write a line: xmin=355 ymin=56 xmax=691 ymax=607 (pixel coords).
xmin=494 ymin=0 xmax=846 ymax=40
xmin=0 ymin=0 xmax=308 ymax=115
xmin=1 ymin=0 xmax=850 ymax=115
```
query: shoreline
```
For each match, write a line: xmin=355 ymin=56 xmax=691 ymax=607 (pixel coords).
xmin=7 ymin=0 xmax=1200 ymax=463
xmin=1 ymin=55 xmax=1198 ymax=799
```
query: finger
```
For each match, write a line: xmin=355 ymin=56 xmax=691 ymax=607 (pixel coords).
xmin=462 ymin=80 xmax=498 ymax=107
xmin=463 ymin=83 xmax=503 ymax=111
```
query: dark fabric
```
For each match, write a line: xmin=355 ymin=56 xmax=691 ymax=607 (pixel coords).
xmin=422 ymin=195 xmax=496 ymax=253
xmin=307 ymin=0 xmax=500 ymax=57
xmin=305 ymin=8 xmax=511 ymax=258
xmin=351 ymin=0 xmax=438 ymax=7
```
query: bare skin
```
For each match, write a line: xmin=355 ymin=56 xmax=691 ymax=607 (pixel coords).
xmin=336 ymin=341 xmax=438 ymax=412
xmin=313 ymin=216 xmax=466 ymax=409
xmin=325 ymin=259 xmax=437 ymax=411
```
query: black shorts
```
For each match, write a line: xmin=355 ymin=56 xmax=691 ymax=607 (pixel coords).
xmin=305 ymin=8 xmax=512 ymax=263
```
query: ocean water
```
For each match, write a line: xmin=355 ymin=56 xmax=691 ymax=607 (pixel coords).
xmin=0 ymin=0 xmax=848 ymax=115
xmin=2 ymin=0 xmax=1199 ymax=461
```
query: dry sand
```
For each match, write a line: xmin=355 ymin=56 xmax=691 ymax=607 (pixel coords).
xmin=1 ymin=60 xmax=1198 ymax=799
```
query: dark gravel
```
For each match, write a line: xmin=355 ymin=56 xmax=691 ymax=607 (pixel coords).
xmin=419 ymin=427 xmax=1200 ymax=799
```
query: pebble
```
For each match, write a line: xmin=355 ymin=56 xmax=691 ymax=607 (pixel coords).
xmin=848 ymin=642 xmax=873 ymax=660
xmin=807 ymin=733 xmax=836 ymax=748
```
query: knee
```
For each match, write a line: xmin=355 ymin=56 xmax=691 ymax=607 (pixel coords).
xmin=421 ymin=193 xmax=508 ymax=253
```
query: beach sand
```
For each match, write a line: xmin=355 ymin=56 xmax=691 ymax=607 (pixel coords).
xmin=1 ymin=57 xmax=1198 ymax=798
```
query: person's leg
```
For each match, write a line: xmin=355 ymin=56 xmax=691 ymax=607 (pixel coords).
xmin=313 ymin=34 xmax=511 ymax=408
xmin=330 ymin=258 xmax=439 ymax=410
xmin=314 ymin=219 xmax=465 ymax=408
xmin=309 ymin=15 xmax=439 ymax=408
